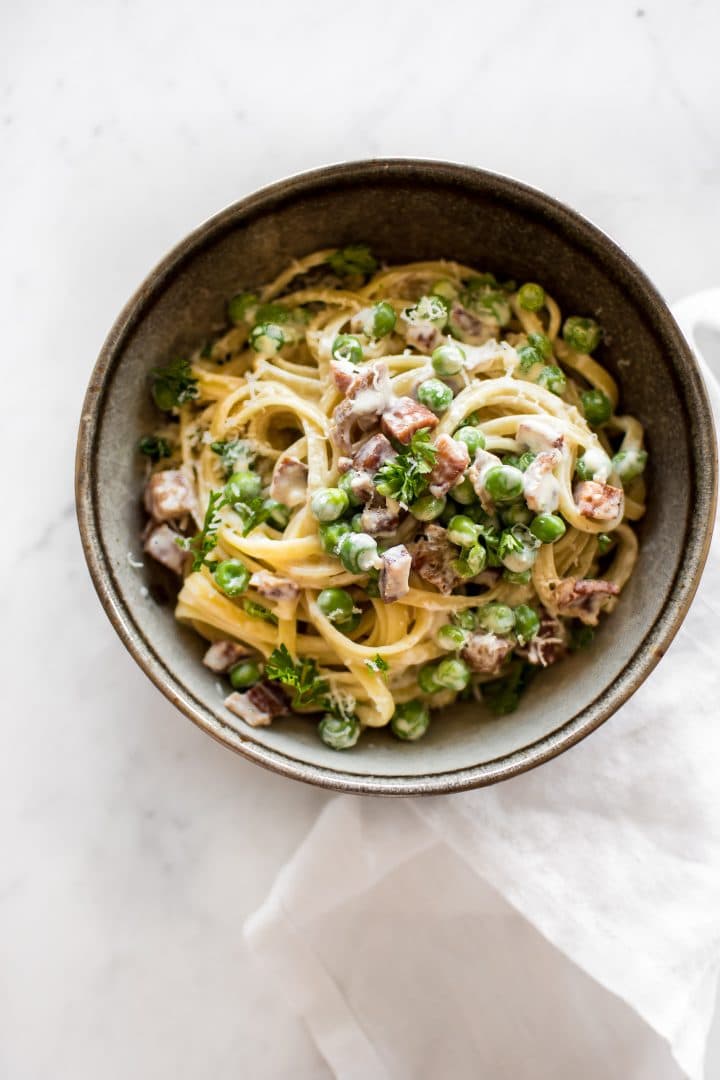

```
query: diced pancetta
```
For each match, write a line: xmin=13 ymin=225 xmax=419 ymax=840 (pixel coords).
xmin=269 ymin=454 xmax=308 ymax=508
xmin=448 ymin=302 xmax=496 ymax=346
xmin=516 ymin=611 xmax=567 ymax=667
xmin=404 ymin=321 xmax=443 ymax=354
xmin=461 ymin=631 xmax=513 ymax=674
xmin=553 ymin=577 xmax=620 ymax=625
xmin=516 ymin=419 xmax=565 ymax=453
xmin=224 ymin=681 xmax=288 ymax=727
xmin=353 ymin=433 xmax=397 ymax=473
xmin=330 ymin=362 xmax=394 ymax=453
xmin=410 ymin=524 xmax=462 ymax=595
xmin=203 ymin=639 xmax=251 ymax=673
xmin=378 ymin=544 xmax=412 ymax=602
xmin=360 ymin=504 xmax=400 ymax=537
xmin=381 ymin=397 xmax=439 ymax=444
xmin=574 ymin=480 xmax=624 ymax=522
xmin=143 ymin=523 xmax=189 ymax=575
xmin=249 ymin=571 xmax=300 ymax=603
xmin=427 ymin=434 xmax=470 ymax=498
xmin=144 ymin=468 xmax=196 ymax=522
xmin=522 ymin=450 xmax=562 ymax=513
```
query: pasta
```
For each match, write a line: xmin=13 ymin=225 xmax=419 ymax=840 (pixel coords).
xmin=138 ymin=246 xmax=647 ymax=749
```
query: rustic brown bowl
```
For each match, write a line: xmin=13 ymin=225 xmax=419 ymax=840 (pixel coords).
xmin=76 ymin=159 xmax=717 ymax=795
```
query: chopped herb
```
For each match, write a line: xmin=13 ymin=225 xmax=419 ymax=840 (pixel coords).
xmin=365 ymin=655 xmax=389 ymax=680
xmin=242 ymin=599 xmax=279 ymax=625
xmin=210 ymin=439 xmax=255 ymax=476
xmin=569 ymin=624 xmax=595 ymax=651
xmin=266 ymin=644 xmax=329 ymax=708
xmin=151 ymin=357 xmax=199 ymax=411
xmin=138 ymin=435 xmax=171 ymax=462
xmin=374 ymin=428 xmax=438 ymax=507
xmin=483 ymin=660 xmax=536 ymax=715
xmin=176 ymin=490 xmax=224 ymax=571
xmin=327 ymin=244 xmax=378 ymax=278
xmin=233 ymin=495 xmax=282 ymax=537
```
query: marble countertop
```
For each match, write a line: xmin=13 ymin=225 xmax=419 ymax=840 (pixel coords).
xmin=3 ymin=0 xmax=720 ymax=1076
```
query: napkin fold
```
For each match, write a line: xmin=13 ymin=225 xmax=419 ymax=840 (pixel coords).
xmin=245 ymin=303 xmax=720 ymax=1080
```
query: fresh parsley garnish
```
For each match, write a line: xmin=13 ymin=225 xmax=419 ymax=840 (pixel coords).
xmin=374 ymin=428 xmax=438 ymax=507
xmin=233 ymin=495 xmax=279 ymax=537
xmin=365 ymin=655 xmax=389 ymax=681
xmin=210 ymin=439 xmax=255 ymax=477
xmin=266 ymin=644 xmax=329 ymax=709
xmin=138 ymin=435 xmax=171 ymax=462
xmin=243 ymin=599 xmax=278 ymax=625
xmin=327 ymin=244 xmax=378 ymax=279
xmin=176 ymin=490 xmax=224 ymax=571
xmin=151 ymin=357 xmax=199 ymax=411
xmin=483 ymin=660 xmax=536 ymax=716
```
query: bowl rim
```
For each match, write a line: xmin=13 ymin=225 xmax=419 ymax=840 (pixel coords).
xmin=76 ymin=157 xmax=718 ymax=796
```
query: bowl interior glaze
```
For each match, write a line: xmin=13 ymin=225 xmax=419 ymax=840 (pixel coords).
xmin=77 ymin=160 xmax=716 ymax=794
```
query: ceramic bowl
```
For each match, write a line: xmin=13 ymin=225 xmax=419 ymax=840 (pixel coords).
xmin=76 ymin=159 xmax=717 ymax=795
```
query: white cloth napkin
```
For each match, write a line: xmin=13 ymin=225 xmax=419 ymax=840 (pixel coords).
xmin=245 ymin=298 xmax=720 ymax=1080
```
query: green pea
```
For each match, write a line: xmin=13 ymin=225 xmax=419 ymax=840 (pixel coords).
xmin=317 ymin=587 xmax=355 ymax=624
xmin=437 ymin=624 xmax=468 ymax=651
xmin=518 ymin=282 xmax=545 ymax=312
xmin=418 ymin=663 xmax=442 ymax=694
xmin=319 ymin=520 xmax=351 ymax=555
xmin=563 ymin=316 xmax=602 ymax=354
xmin=391 ymin=700 xmax=430 ymax=741
xmin=503 ymin=568 xmax=532 ymax=584
xmin=439 ymin=500 xmax=458 ymax=526
xmin=336 ymin=611 xmax=362 ymax=634
xmin=478 ymin=602 xmax=516 ymax=636
xmin=502 ymin=502 xmax=533 ymax=527
xmin=407 ymin=294 xmax=449 ymax=328
xmin=518 ymin=345 xmax=543 ymax=372
xmin=410 ymin=494 xmax=447 ymax=521
xmin=213 ymin=559 xmax=251 ymax=597
xmin=464 ymin=410 xmax=483 ymax=426
xmin=575 ymin=455 xmax=593 ymax=481
xmin=332 ymin=334 xmax=363 ymax=365
xmin=452 ymin=543 xmax=487 ymax=578
xmin=514 ymin=605 xmax=540 ymax=645
xmin=350 ymin=513 xmax=364 ymax=532
xmin=612 ymin=448 xmax=648 ymax=484
xmin=249 ymin=322 xmax=285 ymax=354
xmin=229 ymin=659 xmax=262 ymax=689
xmin=225 ymin=469 xmax=262 ymax=502
xmin=581 ymin=389 xmax=612 ymax=426
xmin=417 ymin=378 xmax=454 ymax=414
xmin=452 ymin=609 xmax=478 ymax=630
xmin=264 ymin=499 xmax=291 ymax=529
xmin=338 ymin=470 xmax=365 ymax=507
xmin=318 ymin=712 xmax=360 ymax=750
xmin=484 ymin=465 xmax=524 ymax=503
xmin=338 ymin=532 xmax=379 ymax=573
xmin=432 ymin=342 xmax=466 ymax=376
xmin=530 ymin=513 xmax=567 ymax=543
xmin=527 ymin=331 xmax=552 ymax=359
xmin=311 ymin=487 xmax=350 ymax=522
xmin=227 ymin=291 xmax=258 ymax=325
xmin=497 ymin=524 xmax=540 ymax=572
xmin=536 ymin=364 xmax=566 ymax=395
xmin=365 ymin=570 xmax=381 ymax=598
xmin=454 ymin=426 xmax=485 ymax=456
xmin=450 ymin=476 xmax=477 ymax=506
xmin=447 ymin=514 xmax=480 ymax=547
xmin=368 ymin=301 xmax=396 ymax=338
xmin=431 ymin=279 xmax=459 ymax=302
xmin=435 ymin=656 xmax=471 ymax=692
xmin=597 ymin=532 xmax=614 ymax=555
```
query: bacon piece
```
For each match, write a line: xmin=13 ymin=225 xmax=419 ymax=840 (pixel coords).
xmin=461 ymin=631 xmax=513 ymax=674
xmin=449 ymin=302 xmax=496 ymax=345
xmin=353 ymin=433 xmax=397 ymax=473
xmin=224 ymin=681 xmax=288 ymax=727
xmin=378 ymin=544 xmax=412 ymax=603
xmin=404 ymin=321 xmax=442 ymax=354
xmin=330 ymin=362 xmax=393 ymax=454
xmin=203 ymin=639 xmax=251 ymax=674
xmin=516 ymin=611 xmax=567 ymax=667
xmin=144 ymin=469 xmax=196 ymax=522
xmin=522 ymin=450 xmax=561 ymax=513
xmin=410 ymin=524 xmax=462 ymax=595
xmin=428 ymin=434 xmax=470 ymax=498
xmin=553 ymin=577 xmax=620 ymax=626
xmin=330 ymin=358 xmax=357 ymax=394
xmin=381 ymin=397 xmax=439 ymax=444
xmin=360 ymin=504 xmax=400 ymax=537
xmin=143 ymin=523 xmax=189 ymax=575
xmin=269 ymin=454 xmax=307 ymax=508
xmin=574 ymin=480 xmax=624 ymax=522
xmin=249 ymin=571 xmax=300 ymax=603
xmin=516 ymin=419 xmax=565 ymax=453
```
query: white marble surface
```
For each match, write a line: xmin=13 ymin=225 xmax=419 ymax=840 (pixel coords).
xmin=2 ymin=0 xmax=720 ymax=1076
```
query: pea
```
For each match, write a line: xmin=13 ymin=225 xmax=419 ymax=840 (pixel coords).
xmin=336 ymin=611 xmax=362 ymax=634
xmin=368 ymin=301 xmax=396 ymax=338
xmin=518 ymin=345 xmax=543 ymax=372
xmin=229 ymin=659 xmax=262 ymax=689
xmin=407 ymin=294 xmax=449 ymax=327
xmin=597 ymin=532 xmax=614 ymax=555
xmin=213 ymin=559 xmax=251 ymax=597
xmin=311 ymin=487 xmax=350 ymax=522
xmin=227 ymin=291 xmax=258 ymax=325
xmin=410 ymin=494 xmax=447 ymax=521
xmin=431 ymin=278 xmax=459 ymax=302
xmin=418 ymin=663 xmax=442 ymax=693
xmin=527 ymin=331 xmax=552 ymax=359
xmin=432 ymin=342 xmax=466 ymax=376
xmin=484 ymin=465 xmax=524 ymax=503
xmin=225 ymin=469 xmax=262 ymax=503
xmin=435 ymin=657 xmax=471 ymax=692
xmin=318 ymin=712 xmax=360 ymax=750
xmin=612 ymin=448 xmax=648 ymax=484
xmin=563 ymin=316 xmax=602 ymax=354
xmin=452 ymin=609 xmax=478 ymax=630
xmin=417 ymin=378 xmax=454 ymax=414
xmin=249 ymin=322 xmax=285 ymax=354
xmin=502 ymin=502 xmax=533 ymax=527
xmin=454 ymin=426 xmax=485 ymax=456
xmin=391 ymin=700 xmax=430 ymax=741
xmin=518 ymin=282 xmax=545 ymax=312
xmin=514 ymin=605 xmax=540 ymax=645
xmin=317 ymin=587 xmax=355 ymax=624
xmin=264 ymin=499 xmax=291 ymax=528
xmin=437 ymin=624 xmax=468 ymax=651
xmin=581 ymin=389 xmax=612 ymax=426
xmin=530 ymin=513 xmax=566 ymax=543
xmin=503 ymin=568 xmax=532 ymax=585
xmin=338 ymin=470 xmax=365 ymax=508
xmin=338 ymin=532 xmax=379 ymax=573
xmin=319 ymin=520 xmax=351 ymax=555
xmin=478 ymin=602 xmax=516 ymax=636
xmin=332 ymin=334 xmax=363 ymax=365
xmin=536 ymin=364 xmax=566 ymax=395
xmin=447 ymin=515 xmax=480 ymax=547
xmin=450 ymin=476 xmax=477 ymax=506
xmin=452 ymin=543 xmax=487 ymax=578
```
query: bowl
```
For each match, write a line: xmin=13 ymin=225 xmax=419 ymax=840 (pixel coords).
xmin=76 ymin=159 xmax=717 ymax=795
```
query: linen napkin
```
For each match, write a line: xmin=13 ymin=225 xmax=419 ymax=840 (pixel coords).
xmin=245 ymin=298 xmax=720 ymax=1080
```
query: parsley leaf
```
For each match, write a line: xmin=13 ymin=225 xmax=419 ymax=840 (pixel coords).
xmin=483 ymin=660 xmax=536 ymax=716
xmin=365 ymin=655 xmax=389 ymax=681
xmin=138 ymin=435 xmax=171 ymax=462
xmin=327 ymin=244 xmax=378 ymax=278
xmin=266 ymin=644 xmax=329 ymax=709
xmin=210 ymin=439 xmax=255 ymax=477
xmin=374 ymin=428 xmax=438 ymax=507
xmin=151 ymin=358 xmax=199 ymax=411
xmin=176 ymin=490 xmax=224 ymax=571
xmin=243 ymin=599 xmax=278 ymax=625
